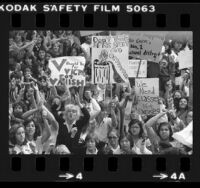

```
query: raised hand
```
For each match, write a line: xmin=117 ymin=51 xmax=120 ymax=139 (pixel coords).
xmin=70 ymin=127 xmax=78 ymax=138
xmin=42 ymin=110 xmax=48 ymax=120
xmin=19 ymin=87 xmax=25 ymax=96
xmin=161 ymin=108 xmax=168 ymax=113
xmin=123 ymin=92 xmax=131 ymax=98
xmin=74 ymin=94 xmax=81 ymax=105
xmin=168 ymin=109 xmax=177 ymax=120
xmin=32 ymin=83 xmax=39 ymax=91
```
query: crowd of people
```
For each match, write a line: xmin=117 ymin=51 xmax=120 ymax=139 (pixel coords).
xmin=9 ymin=30 xmax=193 ymax=155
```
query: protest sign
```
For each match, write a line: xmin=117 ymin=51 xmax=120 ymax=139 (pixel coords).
xmin=177 ymin=46 xmax=193 ymax=69
xmin=116 ymin=31 xmax=165 ymax=62
xmin=172 ymin=121 xmax=193 ymax=148
xmin=135 ymin=78 xmax=160 ymax=115
xmin=93 ymin=61 xmax=111 ymax=84
xmin=80 ymin=31 xmax=103 ymax=36
xmin=125 ymin=60 xmax=147 ymax=78
xmin=91 ymin=35 xmax=129 ymax=84
xmin=48 ymin=56 xmax=86 ymax=87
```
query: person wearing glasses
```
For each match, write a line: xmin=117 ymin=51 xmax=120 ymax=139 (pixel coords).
xmin=102 ymin=129 xmax=121 ymax=154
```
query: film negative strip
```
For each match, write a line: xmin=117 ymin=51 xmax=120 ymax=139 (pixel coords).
xmin=0 ymin=1 xmax=199 ymax=182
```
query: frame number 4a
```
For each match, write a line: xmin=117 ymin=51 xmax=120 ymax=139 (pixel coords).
xmin=170 ymin=173 xmax=186 ymax=180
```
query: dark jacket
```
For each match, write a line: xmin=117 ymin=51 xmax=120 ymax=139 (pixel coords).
xmin=55 ymin=107 xmax=90 ymax=154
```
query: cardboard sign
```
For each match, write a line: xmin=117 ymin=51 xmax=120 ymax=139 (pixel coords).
xmin=93 ymin=62 xmax=111 ymax=84
xmin=135 ymin=78 xmax=160 ymax=115
xmin=177 ymin=46 xmax=193 ymax=69
xmin=126 ymin=60 xmax=147 ymax=78
xmin=91 ymin=35 xmax=129 ymax=84
xmin=48 ymin=56 xmax=86 ymax=87
xmin=116 ymin=31 xmax=166 ymax=62
xmin=80 ymin=31 xmax=103 ymax=36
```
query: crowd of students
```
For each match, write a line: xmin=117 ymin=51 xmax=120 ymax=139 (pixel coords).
xmin=9 ymin=30 xmax=193 ymax=155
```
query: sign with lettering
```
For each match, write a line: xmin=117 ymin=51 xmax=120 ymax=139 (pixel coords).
xmin=91 ymin=35 xmax=129 ymax=84
xmin=93 ymin=60 xmax=111 ymax=84
xmin=135 ymin=78 xmax=160 ymax=115
xmin=116 ymin=31 xmax=166 ymax=62
xmin=126 ymin=60 xmax=147 ymax=78
xmin=177 ymin=46 xmax=193 ymax=69
xmin=48 ymin=56 xmax=86 ymax=87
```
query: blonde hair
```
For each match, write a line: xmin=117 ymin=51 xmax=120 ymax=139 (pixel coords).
xmin=55 ymin=145 xmax=71 ymax=154
xmin=63 ymin=104 xmax=81 ymax=121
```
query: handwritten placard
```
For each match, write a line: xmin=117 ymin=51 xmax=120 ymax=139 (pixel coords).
xmin=135 ymin=78 xmax=160 ymax=115
xmin=126 ymin=60 xmax=147 ymax=78
xmin=91 ymin=35 xmax=129 ymax=84
xmin=93 ymin=63 xmax=110 ymax=84
xmin=116 ymin=31 xmax=166 ymax=63
xmin=48 ymin=56 xmax=86 ymax=87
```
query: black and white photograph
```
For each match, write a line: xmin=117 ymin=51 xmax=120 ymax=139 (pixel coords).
xmin=8 ymin=30 xmax=193 ymax=155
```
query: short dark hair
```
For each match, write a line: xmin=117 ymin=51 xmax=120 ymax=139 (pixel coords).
xmin=85 ymin=133 xmax=99 ymax=144
xmin=171 ymin=39 xmax=187 ymax=50
xmin=38 ymin=75 xmax=47 ymax=82
xmin=24 ymin=119 xmax=40 ymax=141
xmin=13 ymin=101 xmax=26 ymax=113
xmin=107 ymin=128 xmax=119 ymax=138
xmin=119 ymin=134 xmax=131 ymax=144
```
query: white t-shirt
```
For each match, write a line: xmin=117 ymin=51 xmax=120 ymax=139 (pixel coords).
xmin=86 ymin=148 xmax=98 ymax=155
xmin=132 ymin=138 xmax=152 ymax=155
xmin=13 ymin=144 xmax=33 ymax=154
xmin=110 ymin=145 xmax=121 ymax=154
xmin=27 ymin=140 xmax=38 ymax=154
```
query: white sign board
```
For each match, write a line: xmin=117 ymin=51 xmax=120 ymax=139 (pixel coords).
xmin=135 ymin=78 xmax=160 ymax=115
xmin=48 ymin=56 xmax=86 ymax=87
